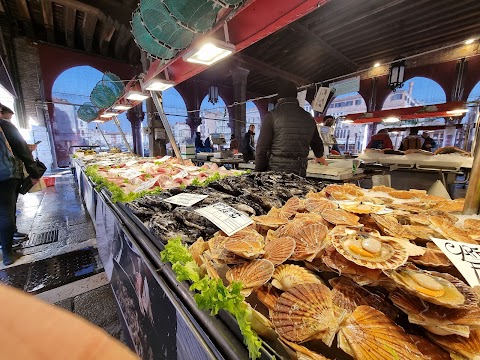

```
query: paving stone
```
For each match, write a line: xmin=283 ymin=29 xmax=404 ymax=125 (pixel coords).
xmin=73 ymin=285 xmax=118 ymax=330
xmin=67 ymin=223 xmax=96 ymax=243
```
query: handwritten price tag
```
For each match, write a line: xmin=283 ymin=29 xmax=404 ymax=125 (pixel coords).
xmin=164 ymin=193 xmax=208 ymax=207
xmin=431 ymin=237 xmax=480 ymax=287
xmin=125 ymin=159 xmax=139 ymax=167
xmin=196 ymin=203 xmax=253 ymax=236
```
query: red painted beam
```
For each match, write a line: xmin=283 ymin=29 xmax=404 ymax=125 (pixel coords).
xmin=144 ymin=0 xmax=326 ymax=84
xmin=315 ymin=102 xmax=466 ymax=124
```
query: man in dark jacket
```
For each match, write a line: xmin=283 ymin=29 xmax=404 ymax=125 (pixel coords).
xmin=255 ymin=80 xmax=327 ymax=176
xmin=243 ymin=124 xmax=255 ymax=163
xmin=0 ymin=118 xmax=42 ymax=265
xmin=366 ymin=129 xmax=393 ymax=150
xmin=421 ymin=132 xmax=436 ymax=152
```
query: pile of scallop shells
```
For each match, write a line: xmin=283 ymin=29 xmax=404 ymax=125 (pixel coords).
xmin=189 ymin=184 xmax=480 ymax=360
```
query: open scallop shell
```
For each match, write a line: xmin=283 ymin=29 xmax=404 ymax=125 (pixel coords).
xmin=384 ymin=264 xmax=479 ymax=309
xmin=245 ymin=303 xmax=277 ymax=341
xmin=272 ymin=283 xmax=345 ymax=345
xmin=371 ymin=213 xmax=416 ymax=240
xmin=332 ymin=230 xmax=408 ymax=270
xmin=252 ymin=213 xmax=289 ymax=230
xmin=338 ymin=305 xmax=423 ymax=359
xmin=390 ymin=289 xmax=480 ymax=335
xmin=271 ymin=264 xmax=323 ymax=291
xmin=263 ymin=236 xmax=296 ymax=266
xmin=256 ymin=284 xmax=281 ymax=312
xmin=305 ymin=198 xmax=336 ymax=214
xmin=330 ymin=277 xmax=398 ymax=320
xmin=410 ymin=242 xmax=452 ymax=267
xmin=339 ymin=201 xmax=385 ymax=214
xmin=305 ymin=191 xmax=327 ymax=200
xmin=226 ymin=259 xmax=274 ymax=296
xmin=427 ymin=329 xmax=480 ymax=360
xmin=408 ymin=335 xmax=451 ymax=360
xmin=428 ymin=216 xmax=477 ymax=244
xmin=291 ymin=223 xmax=329 ymax=262
xmin=279 ymin=196 xmax=302 ymax=219
xmin=321 ymin=209 xmax=360 ymax=226
xmin=224 ymin=236 xmax=265 ymax=259
xmin=404 ymin=225 xmax=438 ymax=240
xmin=322 ymin=245 xmax=385 ymax=286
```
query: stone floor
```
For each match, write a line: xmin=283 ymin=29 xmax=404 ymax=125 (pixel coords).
xmin=0 ymin=172 xmax=124 ymax=341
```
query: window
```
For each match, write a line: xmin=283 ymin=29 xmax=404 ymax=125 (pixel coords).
xmin=346 ymin=101 xmax=353 ymax=106
xmin=410 ymin=101 xmax=416 ymax=107
xmin=391 ymin=94 xmax=402 ymax=101
xmin=354 ymin=99 xmax=361 ymax=105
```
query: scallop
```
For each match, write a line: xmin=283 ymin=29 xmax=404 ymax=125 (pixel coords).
xmin=188 ymin=237 xmax=208 ymax=266
xmin=224 ymin=235 xmax=265 ymax=259
xmin=291 ymin=223 xmax=329 ymax=262
xmin=256 ymin=284 xmax=281 ymax=312
xmin=384 ymin=265 xmax=478 ymax=309
xmin=428 ymin=216 xmax=477 ymax=244
xmin=271 ymin=283 xmax=345 ymax=346
xmin=427 ymin=329 xmax=480 ymax=360
xmin=263 ymin=236 xmax=296 ymax=266
xmin=279 ymin=196 xmax=302 ymax=219
xmin=320 ymin=209 xmax=360 ymax=226
xmin=332 ymin=230 xmax=408 ymax=270
xmin=371 ymin=213 xmax=416 ymax=240
xmin=271 ymin=264 xmax=323 ymax=291
xmin=408 ymin=335 xmax=451 ymax=360
xmin=252 ymin=212 xmax=289 ymax=230
xmin=225 ymin=259 xmax=274 ymax=296
xmin=338 ymin=305 xmax=424 ymax=360
xmin=279 ymin=338 xmax=331 ymax=360
xmin=339 ymin=201 xmax=385 ymax=214
xmin=390 ymin=289 xmax=480 ymax=333
xmin=305 ymin=198 xmax=336 ymax=214
xmin=410 ymin=243 xmax=452 ymax=267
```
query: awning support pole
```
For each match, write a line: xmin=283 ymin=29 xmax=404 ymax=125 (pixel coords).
xmin=463 ymin=110 xmax=480 ymax=215
xmin=113 ymin=116 xmax=133 ymax=154
xmin=96 ymin=124 xmax=111 ymax=150
xmin=150 ymin=90 xmax=184 ymax=164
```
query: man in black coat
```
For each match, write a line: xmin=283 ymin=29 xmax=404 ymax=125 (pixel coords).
xmin=255 ymin=80 xmax=327 ymax=177
xmin=243 ymin=124 xmax=256 ymax=163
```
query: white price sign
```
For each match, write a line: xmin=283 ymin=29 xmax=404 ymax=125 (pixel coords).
xmin=172 ymin=170 xmax=189 ymax=179
xmin=156 ymin=155 xmax=171 ymax=163
xmin=125 ymin=159 xmax=139 ymax=167
xmin=431 ymin=237 xmax=480 ymax=287
xmin=122 ymin=170 xmax=143 ymax=180
xmin=164 ymin=193 xmax=208 ymax=207
xmin=312 ymin=87 xmax=331 ymax=113
xmin=196 ymin=203 xmax=253 ymax=236
xmin=134 ymin=176 xmax=160 ymax=193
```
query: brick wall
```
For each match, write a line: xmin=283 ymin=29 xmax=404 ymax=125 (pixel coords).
xmin=13 ymin=37 xmax=54 ymax=170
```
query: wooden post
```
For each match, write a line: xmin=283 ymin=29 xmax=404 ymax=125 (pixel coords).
xmin=463 ymin=110 xmax=480 ymax=215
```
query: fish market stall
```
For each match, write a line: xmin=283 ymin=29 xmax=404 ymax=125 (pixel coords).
xmin=72 ymin=154 xmax=480 ymax=359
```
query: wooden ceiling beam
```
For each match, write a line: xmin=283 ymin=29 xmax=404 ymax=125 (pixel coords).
xmin=40 ymin=0 xmax=55 ymax=43
xmin=99 ymin=17 xmax=116 ymax=56
xmin=237 ymin=54 xmax=310 ymax=86
xmin=15 ymin=0 xmax=30 ymax=19
xmin=82 ymin=13 xmax=98 ymax=52
xmin=113 ymin=25 xmax=131 ymax=59
xmin=64 ymin=6 xmax=76 ymax=48
xmin=290 ymin=23 xmax=357 ymax=71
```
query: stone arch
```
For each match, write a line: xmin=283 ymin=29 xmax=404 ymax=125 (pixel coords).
xmin=162 ymin=87 xmax=189 ymax=144
xmin=198 ymin=94 xmax=231 ymax=145
xmin=245 ymin=101 xmax=261 ymax=142
xmin=467 ymin=81 xmax=480 ymax=102
xmin=381 ymin=76 xmax=446 ymax=110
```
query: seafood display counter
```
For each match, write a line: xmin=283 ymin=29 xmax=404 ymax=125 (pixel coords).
xmin=73 ymin=156 xmax=480 ymax=360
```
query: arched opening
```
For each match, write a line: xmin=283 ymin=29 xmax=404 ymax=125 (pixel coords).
xmin=467 ymin=81 xmax=480 ymax=102
xmin=246 ymin=101 xmax=261 ymax=143
xmin=162 ymin=87 xmax=188 ymax=148
xmin=52 ymin=65 xmax=134 ymax=167
xmin=198 ymin=95 xmax=230 ymax=148
xmin=380 ymin=77 xmax=447 ymax=150
xmin=325 ymin=92 xmax=368 ymax=153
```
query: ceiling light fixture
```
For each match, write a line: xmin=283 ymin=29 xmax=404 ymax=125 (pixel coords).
xmin=183 ymin=39 xmax=236 ymax=66
xmin=465 ymin=38 xmax=475 ymax=45
xmin=383 ymin=117 xmax=400 ymax=123
xmin=446 ymin=109 xmax=468 ymax=115
xmin=112 ymin=104 xmax=133 ymax=111
xmin=374 ymin=62 xmax=381 ymax=68
xmin=341 ymin=119 xmax=354 ymax=124
xmin=91 ymin=119 xmax=105 ymax=123
xmin=100 ymin=111 xmax=118 ymax=118
xmin=126 ymin=90 xmax=150 ymax=101
xmin=387 ymin=58 xmax=406 ymax=91
xmin=143 ymin=78 xmax=175 ymax=92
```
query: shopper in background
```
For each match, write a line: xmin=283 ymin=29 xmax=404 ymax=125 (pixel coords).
xmin=255 ymin=79 xmax=327 ymax=177
xmin=323 ymin=115 xmax=341 ymax=154
xmin=229 ymin=134 xmax=239 ymax=153
xmin=243 ymin=124 xmax=256 ymax=163
xmin=0 ymin=114 xmax=42 ymax=265
xmin=204 ymin=135 xmax=213 ymax=152
xmin=366 ymin=129 xmax=393 ymax=150
xmin=421 ymin=132 xmax=436 ymax=152
xmin=194 ymin=132 xmax=204 ymax=153
xmin=399 ymin=128 xmax=422 ymax=151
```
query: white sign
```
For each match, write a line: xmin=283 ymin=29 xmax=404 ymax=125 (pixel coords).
xmin=312 ymin=87 xmax=332 ymax=113
xmin=196 ymin=202 xmax=253 ymax=236
xmin=431 ymin=237 xmax=480 ymax=287
xmin=122 ymin=170 xmax=143 ymax=180
xmin=164 ymin=193 xmax=208 ymax=207
xmin=134 ymin=176 xmax=160 ymax=193
xmin=172 ymin=170 xmax=189 ymax=179
xmin=156 ymin=155 xmax=171 ymax=163
xmin=297 ymin=90 xmax=307 ymax=108
xmin=329 ymin=76 xmax=360 ymax=96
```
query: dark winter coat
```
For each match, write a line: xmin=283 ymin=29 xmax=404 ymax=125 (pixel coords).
xmin=243 ymin=130 xmax=255 ymax=162
xmin=255 ymin=98 xmax=324 ymax=177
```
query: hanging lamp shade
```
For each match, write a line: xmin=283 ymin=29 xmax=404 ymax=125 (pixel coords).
xmin=131 ymin=10 xmax=177 ymax=60
xmin=90 ymin=81 xmax=119 ymax=109
xmin=162 ymin=0 xmax=221 ymax=33
xmin=217 ymin=0 xmax=244 ymax=6
xmin=140 ymin=0 xmax=194 ymax=48
xmin=77 ymin=102 xmax=100 ymax=122
xmin=102 ymin=72 xmax=124 ymax=95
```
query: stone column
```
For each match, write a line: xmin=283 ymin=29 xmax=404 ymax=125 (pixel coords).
xmin=231 ymin=67 xmax=250 ymax=144
xmin=126 ymin=105 xmax=144 ymax=156
xmin=145 ymin=98 xmax=167 ymax=157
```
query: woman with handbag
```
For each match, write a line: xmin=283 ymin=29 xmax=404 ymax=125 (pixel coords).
xmin=0 ymin=113 xmax=43 ymax=265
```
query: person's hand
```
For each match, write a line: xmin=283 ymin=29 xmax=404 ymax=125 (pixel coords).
xmin=31 ymin=178 xmax=39 ymax=185
xmin=315 ymin=156 xmax=328 ymax=166
xmin=27 ymin=144 xmax=37 ymax=152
